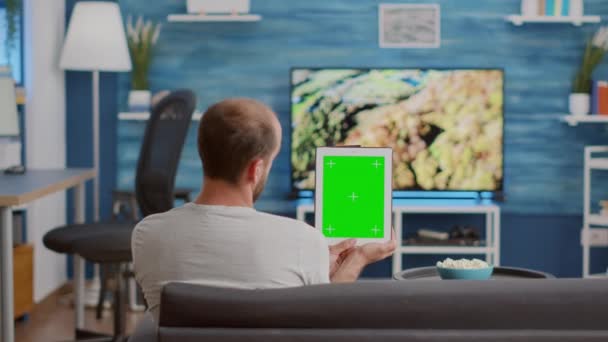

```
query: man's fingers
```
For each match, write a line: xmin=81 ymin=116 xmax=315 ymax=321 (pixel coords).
xmin=329 ymin=239 xmax=356 ymax=253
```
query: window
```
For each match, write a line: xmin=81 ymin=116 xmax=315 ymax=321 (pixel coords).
xmin=0 ymin=2 xmax=22 ymax=84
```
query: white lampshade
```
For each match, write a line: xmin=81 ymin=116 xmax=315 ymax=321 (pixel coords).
xmin=60 ymin=1 xmax=132 ymax=72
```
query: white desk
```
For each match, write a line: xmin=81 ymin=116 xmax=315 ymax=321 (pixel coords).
xmin=0 ymin=169 xmax=95 ymax=342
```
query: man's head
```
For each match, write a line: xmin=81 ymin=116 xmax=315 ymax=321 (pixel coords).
xmin=198 ymin=98 xmax=281 ymax=201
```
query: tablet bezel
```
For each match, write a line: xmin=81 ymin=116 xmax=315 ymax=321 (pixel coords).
xmin=314 ymin=147 xmax=393 ymax=245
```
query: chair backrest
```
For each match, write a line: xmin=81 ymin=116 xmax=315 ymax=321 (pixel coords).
xmin=135 ymin=90 xmax=196 ymax=217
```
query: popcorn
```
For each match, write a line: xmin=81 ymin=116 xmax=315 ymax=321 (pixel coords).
xmin=437 ymin=258 xmax=489 ymax=269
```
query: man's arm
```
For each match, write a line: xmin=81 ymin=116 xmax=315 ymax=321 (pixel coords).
xmin=330 ymin=232 xmax=396 ymax=283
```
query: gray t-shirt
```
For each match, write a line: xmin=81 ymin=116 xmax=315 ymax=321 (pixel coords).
xmin=131 ymin=203 xmax=330 ymax=319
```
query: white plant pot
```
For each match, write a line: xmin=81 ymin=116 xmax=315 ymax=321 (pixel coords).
xmin=128 ymin=90 xmax=152 ymax=112
xmin=569 ymin=93 xmax=590 ymax=116
xmin=187 ymin=0 xmax=250 ymax=14
xmin=570 ymin=0 xmax=584 ymax=17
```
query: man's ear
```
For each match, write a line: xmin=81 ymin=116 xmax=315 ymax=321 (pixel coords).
xmin=246 ymin=158 xmax=264 ymax=183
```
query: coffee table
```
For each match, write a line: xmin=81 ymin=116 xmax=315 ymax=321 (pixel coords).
xmin=394 ymin=266 xmax=555 ymax=280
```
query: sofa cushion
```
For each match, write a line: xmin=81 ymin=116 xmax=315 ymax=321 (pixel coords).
xmin=158 ymin=328 xmax=608 ymax=342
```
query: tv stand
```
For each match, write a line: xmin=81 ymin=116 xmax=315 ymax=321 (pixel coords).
xmin=296 ymin=199 xmax=501 ymax=274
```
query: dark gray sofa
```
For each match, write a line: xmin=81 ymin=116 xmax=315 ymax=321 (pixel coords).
xmin=129 ymin=279 xmax=608 ymax=341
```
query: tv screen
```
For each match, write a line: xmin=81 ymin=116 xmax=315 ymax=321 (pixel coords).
xmin=291 ymin=68 xmax=504 ymax=192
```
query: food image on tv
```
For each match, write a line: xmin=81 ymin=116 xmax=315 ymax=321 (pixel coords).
xmin=291 ymin=69 xmax=504 ymax=191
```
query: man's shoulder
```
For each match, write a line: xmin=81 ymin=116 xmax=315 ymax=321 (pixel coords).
xmin=254 ymin=211 xmax=323 ymax=241
xmin=133 ymin=205 xmax=193 ymax=234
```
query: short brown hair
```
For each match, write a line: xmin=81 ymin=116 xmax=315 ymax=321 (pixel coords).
xmin=198 ymin=98 xmax=279 ymax=184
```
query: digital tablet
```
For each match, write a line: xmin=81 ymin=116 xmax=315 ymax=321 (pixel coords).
xmin=315 ymin=147 xmax=392 ymax=245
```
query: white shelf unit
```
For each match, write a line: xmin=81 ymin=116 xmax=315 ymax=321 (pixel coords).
xmin=118 ymin=111 xmax=203 ymax=121
xmin=296 ymin=201 xmax=501 ymax=276
xmin=167 ymin=14 xmax=262 ymax=22
xmin=563 ymin=115 xmax=608 ymax=126
xmin=505 ymin=15 xmax=600 ymax=26
xmin=582 ymin=146 xmax=608 ymax=277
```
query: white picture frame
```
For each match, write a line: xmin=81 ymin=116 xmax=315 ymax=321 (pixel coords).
xmin=379 ymin=3 xmax=441 ymax=49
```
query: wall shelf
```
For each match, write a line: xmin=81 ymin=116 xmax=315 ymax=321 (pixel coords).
xmin=118 ymin=111 xmax=203 ymax=121
xmin=506 ymin=15 xmax=600 ymax=26
xmin=167 ymin=14 xmax=262 ymax=22
xmin=562 ymin=115 xmax=608 ymax=126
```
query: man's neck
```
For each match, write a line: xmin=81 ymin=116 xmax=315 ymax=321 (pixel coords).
xmin=195 ymin=177 xmax=254 ymax=208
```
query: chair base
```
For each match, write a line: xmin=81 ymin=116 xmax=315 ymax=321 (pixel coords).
xmin=75 ymin=328 xmax=125 ymax=341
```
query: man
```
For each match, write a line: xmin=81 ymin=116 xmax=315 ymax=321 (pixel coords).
xmin=132 ymin=98 xmax=396 ymax=320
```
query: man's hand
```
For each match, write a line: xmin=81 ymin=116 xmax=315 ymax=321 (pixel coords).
xmin=328 ymin=239 xmax=356 ymax=278
xmin=353 ymin=230 xmax=397 ymax=265
xmin=330 ymin=229 xmax=397 ymax=283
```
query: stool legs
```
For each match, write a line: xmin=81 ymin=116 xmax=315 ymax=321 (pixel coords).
xmin=96 ymin=265 xmax=108 ymax=319
xmin=114 ymin=263 xmax=127 ymax=338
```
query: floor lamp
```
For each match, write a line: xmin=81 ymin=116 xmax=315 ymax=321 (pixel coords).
xmin=60 ymin=1 xmax=131 ymax=221
xmin=59 ymin=1 xmax=131 ymax=306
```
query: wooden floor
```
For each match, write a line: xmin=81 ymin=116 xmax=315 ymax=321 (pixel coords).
xmin=15 ymin=285 xmax=144 ymax=342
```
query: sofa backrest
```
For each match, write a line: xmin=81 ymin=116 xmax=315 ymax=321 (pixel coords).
xmin=158 ymin=279 xmax=608 ymax=330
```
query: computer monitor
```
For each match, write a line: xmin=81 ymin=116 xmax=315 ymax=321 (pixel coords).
xmin=0 ymin=76 xmax=19 ymax=137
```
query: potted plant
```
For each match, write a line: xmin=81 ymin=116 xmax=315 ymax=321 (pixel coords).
xmin=571 ymin=26 xmax=608 ymax=116
xmin=4 ymin=0 xmax=20 ymax=63
xmin=126 ymin=16 xmax=161 ymax=112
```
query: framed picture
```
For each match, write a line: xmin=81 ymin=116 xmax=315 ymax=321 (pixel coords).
xmin=379 ymin=4 xmax=441 ymax=48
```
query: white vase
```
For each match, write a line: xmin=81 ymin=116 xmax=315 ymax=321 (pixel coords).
xmin=128 ymin=90 xmax=151 ymax=112
xmin=570 ymin=0 xmax=584 ymax=17
xmin=187 ymin=0 xmax=250 ymax=14
xmin=521 ymin=0 xmax=538 ymax=17
xmin=569 ymin=93 xmax=590 ymax=116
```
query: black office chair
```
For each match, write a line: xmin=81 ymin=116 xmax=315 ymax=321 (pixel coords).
xmin=43 ymin=90 xmax=196 ymax=341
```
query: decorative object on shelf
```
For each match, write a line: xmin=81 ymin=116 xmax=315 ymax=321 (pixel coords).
xmin=544 ymin=0 xmax=569 ymax=16
xmin=599 ymin=200 xmax=608 ymax=216
xmin=379 ymin=4 xmax=440 ymax=48
xmin=590 ymin=80 xmax=608 ymax=115
xmin=521 ymin=0 xmax=539 ymax=17
xmin=524 ymin=0 xmax=574 ymax=17
xmin=4 ymin=0 xmax=20 ymax=62
xmin=187 ymin=0 xmax=250 ymax=15
xmin=570 ymin=26 xmax=608 ymax=116
xmin=126 ymin=15 xmax=161 ymax=112
xmin=570 ymin=0 xmax=584 ymax=17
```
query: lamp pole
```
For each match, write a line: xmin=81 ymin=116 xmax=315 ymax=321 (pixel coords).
xmin=92 ymin=70 xmax=100 ymax=221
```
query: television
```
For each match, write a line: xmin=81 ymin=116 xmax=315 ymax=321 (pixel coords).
xmin=290 ymin=68 xmax=504 ymax=193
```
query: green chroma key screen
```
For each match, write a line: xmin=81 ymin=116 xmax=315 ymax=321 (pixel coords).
xmin=321 ymin=156 xmax=385 ymax=238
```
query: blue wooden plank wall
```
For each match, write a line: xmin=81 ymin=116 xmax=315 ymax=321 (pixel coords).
xmin=116 ymin=0 xmax=608 ymax=216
